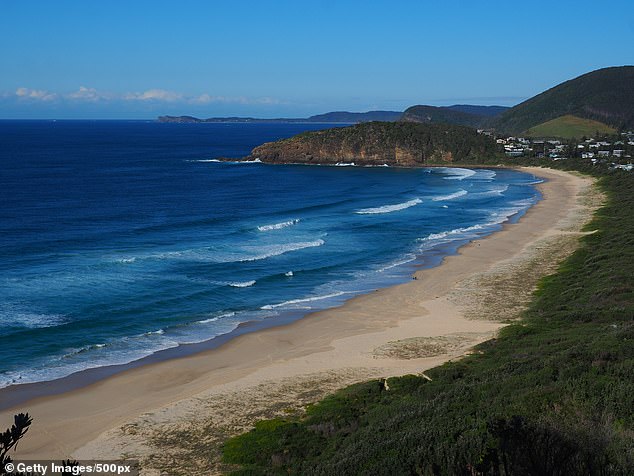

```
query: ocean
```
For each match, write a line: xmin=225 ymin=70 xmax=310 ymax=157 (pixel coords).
xmin=0 ymin=120 xmax=542 ymax=389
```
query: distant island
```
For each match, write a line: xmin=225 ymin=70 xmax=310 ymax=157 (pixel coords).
xmin=158 ymin=110 xmax=403 ymax=124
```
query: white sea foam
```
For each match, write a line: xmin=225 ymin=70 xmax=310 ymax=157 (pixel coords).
xmin=441 ymin=168 xmax=477 ymax=180
xmin=0 ymin=311 xmax=246 ymax=389
xmin=419 ymin=200 xmax=533 ymax=244
xmin=261 ymin=291 xmax=346 ymax=310
xmin=285 ymin=271 xmax=294 ymax=277
xmin=422 ymin=223 xmax=487 ymax=242
xmin=475 ymin=170 xmax=497 ymax=180
xmin=469 ymin=185 xmax=509 ymax=198
xmin=377 ymin=254 xmax=417 ymax=272
xmin=0 ymin=304 xmax=66 ymax=329
xmin=227 ymin=280 xmax=256 ymax=288
xmin=356 ymin=198 xmax=422 ymax=215
xmin=116 ymin=257 xmax=137 ymax=264
xmin=190 ymin=158 xmax=262 ymax=164
xmin=257 ymin=219 xmax=300 ymax=231
xmin=431 ymin=189 xmax=468 ymax=201
xmin=197 ymin=312 xmax=236 ymax=324
xmin=335 ymin=162 xmax=356 ymax=166
xmin=134 ymin=239 xmax=324 ymax=264
xmin=238 ymin=239 xmax=325 ymax=262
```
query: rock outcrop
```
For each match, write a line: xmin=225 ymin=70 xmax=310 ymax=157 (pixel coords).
xmin=245 ymin=122 xmax=499 ymax=166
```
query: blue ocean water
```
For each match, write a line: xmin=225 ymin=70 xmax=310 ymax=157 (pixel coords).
xmin=0 ymin=121 xmax=542 ymax=388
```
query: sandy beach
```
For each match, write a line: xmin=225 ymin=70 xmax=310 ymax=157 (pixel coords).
xmin=0 ymin=167 xmax=600 ymax=475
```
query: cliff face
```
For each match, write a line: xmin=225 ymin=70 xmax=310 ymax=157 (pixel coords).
xmin=247 ymin=122 xmax=498 ymax=166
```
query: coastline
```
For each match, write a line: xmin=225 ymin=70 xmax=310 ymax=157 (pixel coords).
xmin=0 ymin=167 xmax=599 ymax=471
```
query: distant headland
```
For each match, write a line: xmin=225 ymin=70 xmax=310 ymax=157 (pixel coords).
xmin=157 ymin=110 xmax=403 ymax=124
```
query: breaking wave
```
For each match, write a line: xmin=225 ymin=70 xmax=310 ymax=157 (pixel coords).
xmin=441 ymin=168 xmax=477 ymax=180
xmin=227 ymin=280 xmax=256 ymax=288
xmin=261 ymin=291 xmax=347 ymax=310
xmin=356 ymin=198 xmax=422 ymax=214
xmin=257 ymin=219 xmax=300 ymax=231
xmin=431 ymin=190 xmax=468 ymax=201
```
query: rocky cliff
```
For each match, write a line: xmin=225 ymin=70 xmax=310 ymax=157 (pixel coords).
xmin=245 ymin=122 xmax=500 ymax=166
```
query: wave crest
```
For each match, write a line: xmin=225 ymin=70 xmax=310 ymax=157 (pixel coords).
xmin=356 ymin=198 xmax=422 ymax=215
xmin=441 ymin=168 xmax=477 ymax=180
xmin=261 ymin=291 xmax=346 ymax=310
xmin=228 ymin=280 xmax=256 ymax=288
xmin=431 ymin=190 xmax=468 ymax=201
xmin=239 ymin=239 xmax=325 ymax=262
xmin=257 ymin=219 xmax=300 ymax=232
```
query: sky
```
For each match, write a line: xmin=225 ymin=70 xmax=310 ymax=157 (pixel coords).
xmin=1 ymin=0 xmax=633 ymax=119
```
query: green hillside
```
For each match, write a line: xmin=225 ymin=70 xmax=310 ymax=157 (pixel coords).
xmin=306 ymin=111 xmax=402 ymax=122
xmin=446 ymin=104 xmax=509 ymax=117
xmin=493 ymin=66 xmax=634 ymax=134
xmin=525 ymin=114 xmax=617 ymax=139
xmin=400 ymin=105 xmax=492 ymax=128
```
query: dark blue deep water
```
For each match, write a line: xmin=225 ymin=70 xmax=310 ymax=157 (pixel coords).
xmin=0 ymin=121 xmax=542 ymax=387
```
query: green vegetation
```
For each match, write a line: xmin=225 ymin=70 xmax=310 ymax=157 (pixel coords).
xmin=493 ymin=66 xmax=634 ymax=134
xmin=401 ymin=105 xmax=492 ymax=128
xmin=525 ymin=115 xmax=617 ymax=139
xmin=223 ymin=160 xmax=634 ymax=475
xmin=249 ymin=121 xmax=502 ymax=165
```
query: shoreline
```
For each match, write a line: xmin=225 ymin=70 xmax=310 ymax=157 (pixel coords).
xmin=0 ymin=167 xmax=599 ymax=467
xmin=0 ymin=166 xmax=533 ymax=409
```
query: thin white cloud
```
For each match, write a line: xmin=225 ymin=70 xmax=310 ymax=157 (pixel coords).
xmin=124 ymin=89 xmax=183 ymax=101
xmin=189 ymin=94 xmax=247 ymax=104
xmin=255 ymin=96 xmax=281 ymax=105
xmin=15 ymin=87 xmax=57 ymax=101
xmin=7 ymin=86 xmax=284 ymax=107
xmin=66 ymin=86 xmax=107 ymax=101
xmin=189 ymin=94 xmax=281 ymax=105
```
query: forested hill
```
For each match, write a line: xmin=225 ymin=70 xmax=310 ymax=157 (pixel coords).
xmin=245 ymin=122 xmax=501 ymax=166
xmin=400 ymin=104 xmax=494 ymax=128
xmin=493 ymin=66 xmax=634 ymax=134
xmin=306 ymin=110 xmax=402 ymax=122
xmin=447 ymin=104 xmax=510 ymax=117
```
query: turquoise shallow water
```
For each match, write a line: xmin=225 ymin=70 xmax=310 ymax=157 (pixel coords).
xmin=0 ymin=121 xmax=542 ymax=388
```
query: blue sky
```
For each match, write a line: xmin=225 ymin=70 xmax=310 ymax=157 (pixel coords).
xmin=1 ymin=0 xmax=633 ymax=118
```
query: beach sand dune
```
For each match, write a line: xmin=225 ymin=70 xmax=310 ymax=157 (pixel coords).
xmin=0 ymin=167 xmax=600 ymax=475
